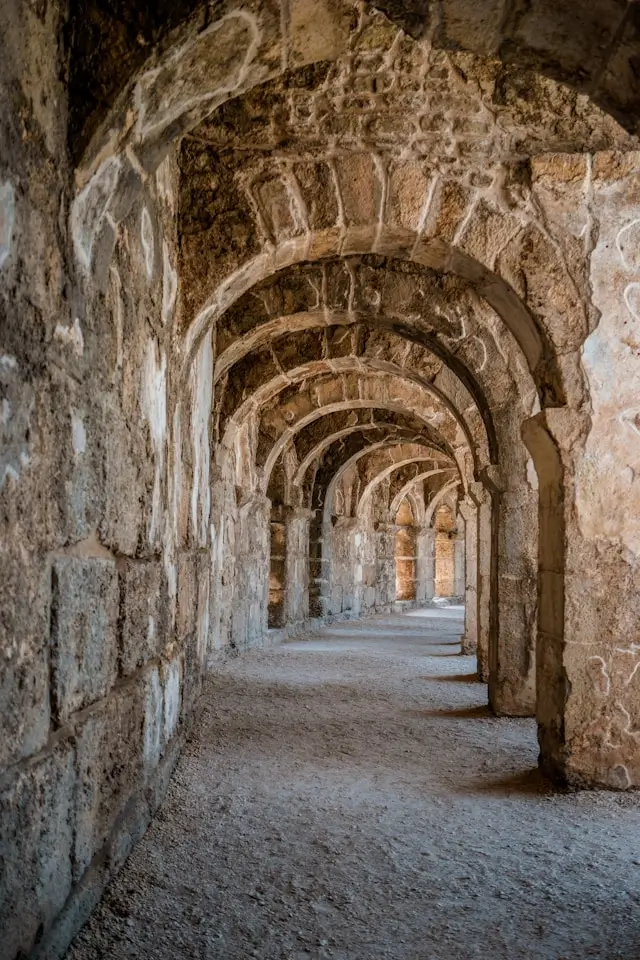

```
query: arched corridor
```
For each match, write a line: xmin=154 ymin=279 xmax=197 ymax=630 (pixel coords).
xmin=3 ymin=0 xmax=640 ymax=956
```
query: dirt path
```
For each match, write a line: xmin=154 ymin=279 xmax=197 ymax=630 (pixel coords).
xmin=67 ymin=610 xmax=640 ymax=960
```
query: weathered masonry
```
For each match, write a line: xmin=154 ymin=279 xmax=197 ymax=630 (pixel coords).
xmin=2 ymin=1 xmax=640 ymax=957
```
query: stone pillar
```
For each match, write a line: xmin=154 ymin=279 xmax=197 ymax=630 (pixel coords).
xmin=416 ymin=525 xmax=436 ymax=603
xmin=268 ymin=506 xmax=287 ymax=629
xmin=308 ymin=512 xmax=329 ymax=618
xmin=522 ymin=409 xmax=640 ymax=788
xmin=458 ymin=498 xmax=477 ymax=655
xmin=453 ymin=521 xmax=466 ymax=601
xmin=375 ymin=521 xmax=396 ymax=612
xmin=329 ymin=516 xmax=359 ymax=615
xmin=394 ymin=523 xmax=418 ymax=603
xmin=284 ymin=507 xmax=311 ymax=626
xmin=483 ymin=464 xmax=537 ymax=719
xmin=233 ymin=492 xmax=271 ymax=650
xmin=472 ymin=483 xmax=492 ymax=682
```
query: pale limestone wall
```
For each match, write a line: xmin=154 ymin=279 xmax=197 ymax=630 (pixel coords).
xmin=5 ymin=3 xmax=640 ymax=957
xmin=0 ymin=9 xmax=210 ymax=958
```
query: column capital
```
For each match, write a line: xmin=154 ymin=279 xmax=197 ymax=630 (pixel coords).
xmin=468 ymin=480 xmax=489 ymax=506
xmin=457 ymin=496 xmax=477 ymax=521
xmin=331 ymin=515 xmax=359 ymax=530
xmin=416 ymin=524 xmax=435 ymax=537
xmin=374 ymin=521 xmax=395 ymax=533
xmin=477 ymin=464 xmax=505 ymax=495
xmin=284 ymin=505 xmax=314 ymax=521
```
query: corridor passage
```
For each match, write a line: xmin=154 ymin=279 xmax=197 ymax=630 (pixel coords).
xmin=67 ymin=611 xmax=640 ymax=960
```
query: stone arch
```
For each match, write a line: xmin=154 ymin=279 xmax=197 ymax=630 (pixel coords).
xmin=293 ymin=421 xmax=431 ymax=494
xmin=317 ymin=443 xmax=452 ymax=522
xmin=224 ymin=383 xmax=464 ymax=493
xmin=221 ymin=358 xmax=475 ymax=462
xmin=185 ymin=231 xmax=564 ymax=406
xmin=357 ymin=457 xmax=458 ymax=521
xmin=425 ymin=479 xmax=461 ymax=527
xmin=6 ymin=9 xmax=640 ymax=959
xmin=215 ymin=329 xmax=487 ymax=468
xmin=282 ymin=417 xmax=449 ymax=510
xmin=66 ymin=8 xmax=634 ymax=771
xmin=66 ymin=0 xmax=638 ymax=178
xmin=390 ymin=469 xmax=453 ymax=520
xmin=308 ymin=436 xmax=452 ymax=618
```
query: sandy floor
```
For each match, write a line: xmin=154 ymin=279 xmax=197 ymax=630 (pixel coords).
xmin=67 ymin=609 xmax=640 ymax=960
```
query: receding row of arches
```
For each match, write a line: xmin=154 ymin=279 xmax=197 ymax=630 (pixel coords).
xmin=4 ymin=0 xmax=640 ymax=955
xmin=268 ymin=488 xmax=463 ymax=628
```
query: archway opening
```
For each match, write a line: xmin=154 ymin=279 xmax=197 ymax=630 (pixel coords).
xmin=395 ymin=498 xmax=417 ymax=603
xmin=434 ymin=504 xmax=457 ymax=600
xmin=268 ymin=505 xmax=286 ymax=629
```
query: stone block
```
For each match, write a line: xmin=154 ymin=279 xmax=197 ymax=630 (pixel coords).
xmin=119 ymin=559 xmax=165 ymax=676
xmin=176 ymin=552 xmax=197 ymax=646
xmin=333 ymin=154 xmax=381 ymax=226
xmin=387 ymin=161 xmax=431 ymax=232
xmin=257 ymin=176 xmax=302 ymax=243
xmin=51 ymin=556 xmax=118 ymax=723
xmin=74 ymin=683 xmax=145 ymax=879
xmin=0 ymin=545 xmax=51 ymax=767
xmin=289 ymin=0 xmax=354 ymax=66
xmin=99 ymin=404 xmax=145 ymax=556
xmin=163 ymin=657 xmax=182 ymax=745
xmin=270 ymin=521 xmax=286 ymax=554
xmin=294 ymin=162 xmax=339 ymax=231
xmin=143 ymin=666 xmax=163 ymax=772
xmin=0 ymin=743 xmax=75 ymax=959
xmin=503 ymin=0 xmax=626 ymax=80
xmin=439 ymin=0 xmax=507 ymax=55
xmin=329 ymin=585 xmax=343 ymax=615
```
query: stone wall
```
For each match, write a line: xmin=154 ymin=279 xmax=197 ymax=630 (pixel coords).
xmin=1 ymin=7 xmax=210 ymax=957
xmin=4 ymin=2 xmax=640 ymax=958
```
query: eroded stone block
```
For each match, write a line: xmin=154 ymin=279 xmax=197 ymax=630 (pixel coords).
xmin=0 ymin=545 xmax=51 ymax=767
xmin=0 ymin=742 xmax=75 ymax=959
xmin=163 ymin=657 xmax=182 ymax=745
xmin=119 ymin=559 xmax=165 ymax=676
xmin=51 ymin=557 xmax=118 ymax=723
xmin=74 ymin=683 xmax=145 ymax=878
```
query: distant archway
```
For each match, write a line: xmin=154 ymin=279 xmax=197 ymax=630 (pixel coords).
xmin=395 ymin=497 xmax=418 ymax=603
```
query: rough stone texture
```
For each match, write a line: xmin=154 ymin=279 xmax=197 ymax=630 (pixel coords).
xmin=4 ymin=1 xmax=640 ymax=957
xmin=51 ymin=557 xmax=119 ymax=723
xmin=1 ymin=743 xmax=75 ymax=960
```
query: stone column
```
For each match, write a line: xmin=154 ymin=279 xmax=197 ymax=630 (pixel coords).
xmin=471 ymin=483 xmax=492 ymax=682
xmin=416 ymin=524 xmax=436 ymax=603
xmin=453 ymin=520 xmax=466 ymax=601
xmin=374 ymin=521 xmax=396 ymax=612
xmin=232 ymin=492 xmax=271 ymax=650
xmin=328 ymin=516 xmax=360 ymax=616
xmin=458 ymin=498 xmax=477 ymax=655
xmin=522 ymin=408 xmax=640 ymax=788
xmin=394 ymin=523 xmax=418 ymax=603
xmin=482 ymin=463 xmax=537 ymax=719
xmin=268 ymin=505 xmax=287 ymax=629
xmin=308 ymin=511 xmax=329 ymax=619
xmin=284 ymin=507 xmax=311 ymax=626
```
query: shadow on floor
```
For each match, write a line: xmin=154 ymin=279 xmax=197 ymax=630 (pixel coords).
xmin=418 ymin=672 xmax=481 ymax=683
xmin=458 ymin=766 xmax=553 ymax=797
xmin=407 ymin=704 xmax=492 ymax=719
